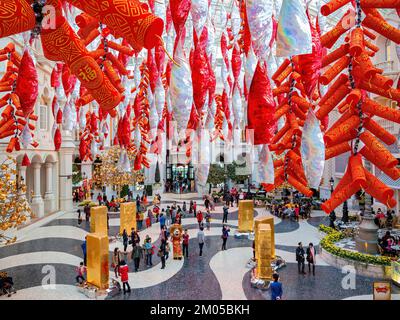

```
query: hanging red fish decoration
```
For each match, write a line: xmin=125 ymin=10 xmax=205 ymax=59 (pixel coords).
xmin=247 ymin=61 xmax=276 ymax=145
xmin=15 ymin=48 xmax=38 ymax=118
xmin=169 ymin=0 xmax=191 ymax=37
xmin=50 ymin=63 xmax=63 ymax=88
xmin=192 ymin=27 xmax=210 ymax=115
xmin=54 ymin=127 xmax=62 ymax=151
xmin=296 ymin=12 xmax=323 ymax=99
xmin=62 ymin=64 xmax=77 ymax=97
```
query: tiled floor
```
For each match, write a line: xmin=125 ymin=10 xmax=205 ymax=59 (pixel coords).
xmin=1 ymin=193 xmax=398 ymax=300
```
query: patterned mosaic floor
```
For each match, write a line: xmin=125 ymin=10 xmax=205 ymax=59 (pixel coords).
xmin=1 ymin=194 xmax=399 ymax=300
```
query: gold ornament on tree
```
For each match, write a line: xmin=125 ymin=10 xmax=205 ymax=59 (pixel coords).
xmin=92 ymin=146 xmax=144 ymax=196
xmin=0 ymin=157 xmax=32 ymax=244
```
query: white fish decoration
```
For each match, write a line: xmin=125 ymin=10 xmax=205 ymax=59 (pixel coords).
xmin=148 ymin=87 xmax=159 ymax=131
xmin=91 ymin=140 xmax=99 ymax=158
xmin=79 ymin=106 xmax=86 ymax=130
xmin=195 ymin=129 xmax=211 ymax=189
xmin=246 ymin=0 xmax=274 ymax=62
xmin=255 ymin=144 xmax=274 ymax=185
xmin=154 ymin=77 xmax=165 ymax=119
xmin=301 ymin=109 xmax=325 ymax=189
xmin=19 ymin=124 xmax=33 ymax=148
xmin=276 ymin=0 xmax=312 ymax=57
xmin=170 ymin=36 xmax=193 ymax=132
xmin=206 ymin=99 xmax=216 ymax=130
xmin=245 ymin=46 xmax=258 ymax=95
xmin=62 ymin=100 xmax=74 ymax=131
xmin=191 ymin=0 xmax=209 ymax=38
xmin=230 ymin=0 xmax=241 ymax=41
xmin=232 ymin=84 xmax=243 ymax=129
xmin=119 ymin=149 xmax=131 ymax=173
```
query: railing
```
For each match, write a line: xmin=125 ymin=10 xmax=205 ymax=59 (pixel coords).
xmin=375 ymin=60 xmax=395 ymax=73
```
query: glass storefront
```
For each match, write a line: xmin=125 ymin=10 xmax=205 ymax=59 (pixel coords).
xmin=165 ymin=163 xmax=194 ymax=193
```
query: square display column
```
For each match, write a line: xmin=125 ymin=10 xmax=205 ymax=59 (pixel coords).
xmin=254 ymin=215 xmax=275 ymax=259
xmin=90 ymin=206 xmax=108 ymax=236
xmin=86 ymin=233 xmax=109 ymax=290
xmin=238 ymin=200 xmax=254 ymax=232
xmin=120 ymin=202 xmax=137 ymax=235
xmin=255 ymin=224 xmax=273 ymax=281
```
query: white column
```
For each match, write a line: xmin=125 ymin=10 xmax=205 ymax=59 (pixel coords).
xmin=59 ymin=130 xmax=75 ymax=212
xmin=44 ymin=162 xmax=56 ymax=213
xmin=31 ymin=162 xmax=44 ymax=218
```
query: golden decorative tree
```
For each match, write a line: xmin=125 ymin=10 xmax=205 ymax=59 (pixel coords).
xmin=92 ymin=146 xmax=144 ymax=200
xmin=0 ymin=156 xmax=32 ymax=244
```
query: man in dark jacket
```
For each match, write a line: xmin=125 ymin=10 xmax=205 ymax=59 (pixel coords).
xmin=222 ymin=204 xmax=229 ymax=223
xmin=84 ymin=204 xmax=90 ymax=223
xmin=296 ymin=242 xmax=306 ymax=274
xmin=131 ymin=228 xmax=140 ymax=246
xmin=131 ymin=243 xmax=143 ymax=272
xmin=81 ymin=237 xmax=87 ymax=266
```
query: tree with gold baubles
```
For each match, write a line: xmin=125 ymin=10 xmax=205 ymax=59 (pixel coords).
xmin=0 ymin=156 xmax=32 ymax=244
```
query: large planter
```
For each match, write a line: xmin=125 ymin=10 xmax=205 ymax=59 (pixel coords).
xmin=320 ymin=247 xmax=393 ymax=279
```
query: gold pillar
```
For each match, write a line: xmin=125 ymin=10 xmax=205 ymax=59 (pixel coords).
xmin=255 ymin=223 xmax=273 ymax=280
xmin=120 ymin=202 xmax=137 ymax=235
xmin=238 ymin=200 xmax=254 ymax=232
xmin=254 ymin=215 xmax=275 ymax=258
xmin=90 ymin=206 xmax=108 ymax=236
xmin=87 ymin=233 xmax=109 ymax=289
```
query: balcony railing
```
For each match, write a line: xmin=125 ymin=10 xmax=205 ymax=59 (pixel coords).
xmin=375 ymin=60 xmax=394 ymax=73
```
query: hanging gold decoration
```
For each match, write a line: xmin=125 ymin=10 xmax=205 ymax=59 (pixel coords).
xmin=0 ymin=156 xmax=32 ymax=244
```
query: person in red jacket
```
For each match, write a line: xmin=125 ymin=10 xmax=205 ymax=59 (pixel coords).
xmin=118 ymin=260 xmax=131 ymax=294
xmin=196 ymin=210 xmax=203 ymax=227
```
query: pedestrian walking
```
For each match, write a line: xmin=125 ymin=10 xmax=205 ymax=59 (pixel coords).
xmin=198 ymin=226 xmax=205 ymax=256
xmin=221 ymin=225 xmax=230 ymax=250
xmin=306 ymin=242 xmax=316 ymax=276
xmin=182 ymin=229 xmax=189 ymax=258
xmin=81 ymin=236 xmax=87 ymax=266
xmin=196 ymin=210 xmax=203 ymax=227
xmin=75 ymin=262 xmax=86 ymax=284
xmin=222 ymin=204 xmax=229 ymax=223
xmin=122 ymin=229 xmax=128 ymax=252
xmin=131 ymin=227 xmax=140 ymax=247
xmin=159 ymin=213 xmax=166 ymax=229
xmin=131 ymin=243 xmax=143 ymax=272
xmin=112 ymin=248 xmax=121 ymax=278
xmin=119 ymin=260 xmax=131 ymax=294
xmin=144 ymin=237 xmax=155 ymax=266
xmin=165 ymin=206 xmax=171 ymax=226
xmin=158 ymin=247 xmax=166 ymax=269
xmin=296 ymin=242 xmax=306 ymax=275
xmin=205 ymin=210 xmax=211 ymax=231
xmin=270 ymin=273 xmax=283 ymax=300
xmin=84 ymin=204 xmax=90 ymax=223
xmin=77 ymin=209 xmax=82 ymax=225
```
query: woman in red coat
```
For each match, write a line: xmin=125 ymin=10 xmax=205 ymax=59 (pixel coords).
xmin=118 ymin=260 xmax=131 ymax=294
xmin=196 ymin=210 xmax=203 ymax=227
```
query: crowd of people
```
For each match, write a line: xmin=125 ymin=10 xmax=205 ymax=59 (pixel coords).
xmin=271 ymin=201 xmax=312 ymax=221
xmin=77 ymin=191 xmax=236 ymax=295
